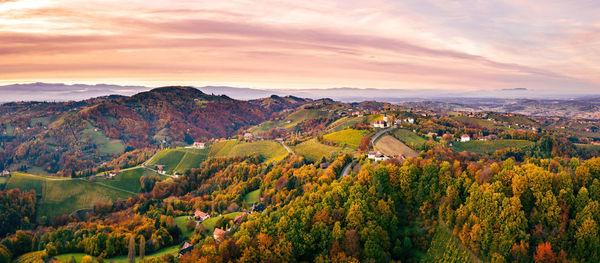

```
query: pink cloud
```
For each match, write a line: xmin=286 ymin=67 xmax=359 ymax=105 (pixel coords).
xmin=0 ymin=0 xmax=598 ymax=92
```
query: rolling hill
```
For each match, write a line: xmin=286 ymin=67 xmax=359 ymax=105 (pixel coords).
xmin=5 ymin=172 xmax=134 ymax=219
xmin=0 ymin=87 xmax=308 ymax=176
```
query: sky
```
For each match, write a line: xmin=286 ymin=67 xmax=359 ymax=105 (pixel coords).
xmin=1 ymin=0 xmax=599 ymax=93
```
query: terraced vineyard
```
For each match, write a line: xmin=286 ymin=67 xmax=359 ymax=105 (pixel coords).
xmin=375 ymin=135 xmax=418 ymax=158
xmin=393 ymin=128 xmax=427 ymax=148
xmin=293 ymin=138 xmax=343 ymax=162
xmin=147 ymin=147 xmax=209 ymax=174
xmin=5 ymin=172 xmax=136 ymax=219
xmin=210 ymin=140 xmax=288 ymax=163
xmin=452 ymin=139 xmax=534 ymax=154
xmin=323 ymin=128 xmax=366 ymax=149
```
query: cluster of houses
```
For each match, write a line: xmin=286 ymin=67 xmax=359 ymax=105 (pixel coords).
xmin=179 ymin=203 xmax=266 ymax=256
xmin=1 ymin=170 xmax=9 ymax=176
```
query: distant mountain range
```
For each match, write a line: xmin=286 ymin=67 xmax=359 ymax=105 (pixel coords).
xmin=1 ymin=82 xmax=598 ymax=103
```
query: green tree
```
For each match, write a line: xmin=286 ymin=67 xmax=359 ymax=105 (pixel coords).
xmin=575 ymin=218 xmax=600 ymax=260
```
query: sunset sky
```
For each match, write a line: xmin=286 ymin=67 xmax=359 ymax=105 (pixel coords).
xmin=1 ymin=0 xmax=599 ymax=92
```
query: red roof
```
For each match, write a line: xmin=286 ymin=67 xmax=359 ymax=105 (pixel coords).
xmin=213 ymin=228 xmax=227 ymax=239
xmin=194 ymin=210 xmax=209 ymax=218
xmin=461 ymin=134 xmax=470 ymax=138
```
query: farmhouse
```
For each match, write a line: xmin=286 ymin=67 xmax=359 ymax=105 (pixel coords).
xmin=244 ymin=133 xmax=253 ymax=141
xmin=460 ymin=134 xmax=471 ymax=142
xmin=234 ymin=212 xmax=249 ymax=225
xmin=368 ymin=151 xmax=378 ymax=159
xmin=156 ymin=165 xmax=166 ymax=175
xmin=1 ymin=170 xmax=9 ymax=176
xmin=213 ymin=228 xmax=228 ymax=241
xmin=194 ymin=210 xmax=210 ymax=221
xmin=367 ymin=151 xmax=388 ymax=161
xmin=179 ymin=242 xmax=194 ymax=255
xmin=186 ymin=142 xmax=205 ymax=149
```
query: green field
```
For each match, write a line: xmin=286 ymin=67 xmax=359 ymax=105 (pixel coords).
xmin=244 ymin=189 xmax=261 ymax=204
xmin=6 ymin=172 xmax=135 ymax=219
xmin=53 ymin=244 xmax=180 ymax=263
xmin=147 ymin=148 xmax=209 ymax=174
xmin=29 ymin=116 xmax=53 ymax=127
xmin=82 ymin=124 xmax=125 ymax=156
xmin=393 ymin=128 xmax=427 ymax=148
xmin=210 ymin=140 xmax=288 ymax=163
xmin=5 ymin=172 xmax=45 ymax=195
xmin=26 ymin=165 xmax=51 ymax=176
xmin=202 ymin=212 xmax=243 ymax=232
xmin=327 ymin=116 xmax=366 ymax=132
xmin=323 ymin=129 xmax=366 ymax=148
xmin=452 ymin=140 xmax=534 ymax=154
xmin=293 ymin=138 xmax=343 ymax=162
xmin=208 ymin=140 xmax=238 ymax=156
xmin=251 ymin=108 xmax=333 ymax=134
xmin=175 ymin=216 xmax=194 ymax=238
xmin=422 ymin=224 xmax=480 ymax=263
xmin=39 ymin=178 xmax=131 ymax=218
xmin=452 ymin=116 xmax=498 ymax=130
xmin=97 ymin=167 xmax=163 ymax=193
xmin=0 ymin=176 xmax=6 ymax=184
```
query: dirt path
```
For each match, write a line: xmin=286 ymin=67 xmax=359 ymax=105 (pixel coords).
xmin=341 ymin=161 xmax=355 ymax=177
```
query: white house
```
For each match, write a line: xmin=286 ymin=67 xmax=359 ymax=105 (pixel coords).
xmin=368 ymin=151 xmax=378 ymax=159
xmin=368 ymin=151 xmax=389 ymax=161
xmin=460 ymin=134 xmax=471 ymax=142
xmin=186 ymin=142 xmax=205 ymax=149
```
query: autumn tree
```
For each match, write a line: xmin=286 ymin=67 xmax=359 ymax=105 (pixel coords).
xmin=359 ymin=136 xmax=372 ymax=152
xmin=139 ymin=235 xmax=146 ymax=260
xmin=534 ymin=242 xmax=556 ymax=263
xmin=128 ymin=235 xmax=136 ymax=263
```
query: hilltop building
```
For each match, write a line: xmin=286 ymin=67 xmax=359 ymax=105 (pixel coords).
xmin=460 ymin=134 xmax=471 ymax=142
xmin=186 ymin=142 xmax=205 ymax=149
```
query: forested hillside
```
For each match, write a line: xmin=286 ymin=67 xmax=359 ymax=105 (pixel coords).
xmin=0 ymin=87 xmax=307 ymax=176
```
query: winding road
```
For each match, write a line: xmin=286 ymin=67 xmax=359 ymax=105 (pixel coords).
xmin=371 ymin=126 xmax=396 ymax=145
xmin=341 ymin=161 xmax=355 ymax=177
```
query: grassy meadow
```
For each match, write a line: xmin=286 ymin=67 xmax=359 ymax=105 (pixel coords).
xmin=244 ymin=189 xmax=261 ymax=204
xmin=452 ymin=139 xmax=534 ymax=154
